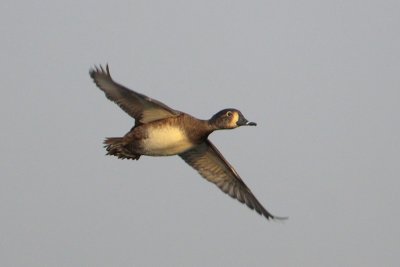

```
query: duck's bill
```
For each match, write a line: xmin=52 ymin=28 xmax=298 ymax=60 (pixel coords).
xmin=237 ymin=118 xmax=257 ymax=126
xmin=245 ymin=121 xmax=257 ymax=126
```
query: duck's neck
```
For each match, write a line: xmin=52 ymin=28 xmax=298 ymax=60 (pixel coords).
xmin=199 ymin=119 xmax=217 ymax=135
xmin=205 ymin=119 xmax=220 ymax=132
xmin=181 ymin=115 xmax=215 ymax=142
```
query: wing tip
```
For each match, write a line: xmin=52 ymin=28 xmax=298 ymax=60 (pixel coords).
xmin=231 ymin=191 xmax=288 ymax=222
xmin=270 ymin=215 xmax=289 ymax=221
xmin=89 ymin=63 xmax=111 ymax=79
xmin=255 ymin=208 xmax=288 ymax=221
xmin=259 ymin=206 xmax=288 ymax=221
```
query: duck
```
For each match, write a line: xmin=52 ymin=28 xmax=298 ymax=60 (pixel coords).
xmin=90 ymin=65 xmax=286 ymax=220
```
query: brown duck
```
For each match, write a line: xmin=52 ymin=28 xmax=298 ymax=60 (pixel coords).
xmin=90 ymin=65 xmax=286 ymax=220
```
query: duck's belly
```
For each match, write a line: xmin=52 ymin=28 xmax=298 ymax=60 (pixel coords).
xmin=140 ymin=126 xmax=194 ymax=156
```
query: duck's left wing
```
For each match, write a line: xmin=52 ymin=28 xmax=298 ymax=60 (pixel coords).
xmin=179 ymin=140 xmax=286 ymax=220
xmin=90 ymin=65 xmax=180 ymax=124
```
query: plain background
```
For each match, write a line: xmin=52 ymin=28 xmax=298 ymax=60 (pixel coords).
xmin=1 ymin=1 xmax=399 ymax=266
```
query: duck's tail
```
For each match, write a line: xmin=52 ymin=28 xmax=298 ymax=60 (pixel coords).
xmin=103 ymin=137 xmax=141 ymax=160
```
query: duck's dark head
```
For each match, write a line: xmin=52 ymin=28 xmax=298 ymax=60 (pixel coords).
xmin=209 ymin=108 xmax=257 ymax=129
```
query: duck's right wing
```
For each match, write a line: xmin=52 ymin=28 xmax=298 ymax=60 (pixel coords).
xmin=179 ymin=140 xmax=287 ymax=220
xmin=90 ymin=65 xmax=180 ymax=124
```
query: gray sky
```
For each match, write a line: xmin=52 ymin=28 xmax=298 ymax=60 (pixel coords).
xmin=1 ymin=0 xmax=399 ymax=266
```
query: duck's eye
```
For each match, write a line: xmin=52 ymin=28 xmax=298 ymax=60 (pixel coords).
xmin=226 ymin=111 xmax=233 ymax=117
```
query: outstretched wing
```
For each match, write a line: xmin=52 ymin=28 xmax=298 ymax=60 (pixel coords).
xmin=90 ymin=65 xmax=180 ymax=124
xmin=179 ymin=140 xmax=286 ymax=220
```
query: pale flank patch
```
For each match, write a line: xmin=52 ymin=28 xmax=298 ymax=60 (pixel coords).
xmin=142 ymin=126 xmax=193 ymax=156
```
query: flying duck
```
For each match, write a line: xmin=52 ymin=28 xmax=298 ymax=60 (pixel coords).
xmin=90 ymin=65 xmax=286 ymax=220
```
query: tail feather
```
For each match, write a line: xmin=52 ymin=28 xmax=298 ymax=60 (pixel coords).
xmin=103 ymin=137 xmax=141 ymax=160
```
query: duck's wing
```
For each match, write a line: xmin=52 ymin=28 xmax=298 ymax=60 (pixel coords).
xmin=90 ymin=65 xmax=180 ymax=124
xmin=179 ymin=140 xmax=286 ymax=220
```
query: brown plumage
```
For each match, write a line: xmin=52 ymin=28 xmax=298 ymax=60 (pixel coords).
xmin=90 ymin=64 xmax=286 ymax=221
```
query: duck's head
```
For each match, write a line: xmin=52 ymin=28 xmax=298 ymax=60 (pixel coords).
xmin=209 ymin=109 xmax=257 ymax=129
